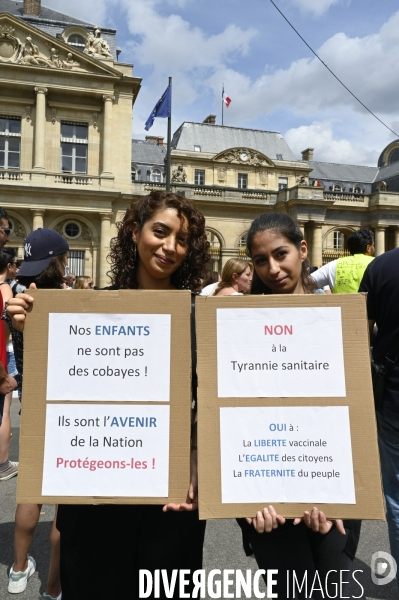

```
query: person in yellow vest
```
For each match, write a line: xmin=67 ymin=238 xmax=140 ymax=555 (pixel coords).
xmin=310 ymin=229 xmax=375 ymax=293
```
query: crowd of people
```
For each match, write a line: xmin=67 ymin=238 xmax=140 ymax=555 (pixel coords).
xmin=0 ymin=192 xmax=397 ymax=599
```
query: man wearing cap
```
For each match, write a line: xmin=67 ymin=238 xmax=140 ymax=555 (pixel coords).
xmin=6 ymin=228 xmax=68 ymax=597
xmin=0 ymin=206 xmax=18 ymax=481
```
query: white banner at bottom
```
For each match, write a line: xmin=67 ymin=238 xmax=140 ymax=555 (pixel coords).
xmin=220 ymin=406 xmax=355 ymax=504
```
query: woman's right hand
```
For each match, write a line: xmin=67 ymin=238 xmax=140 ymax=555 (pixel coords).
xmin=6 ymin=292 xmax=35 ymax=332
xmin=246 ymin=505 xmax=286 ymax=533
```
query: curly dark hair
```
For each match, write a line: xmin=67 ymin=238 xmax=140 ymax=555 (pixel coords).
xmin=108 ymin=191 xmax=210 ymax=292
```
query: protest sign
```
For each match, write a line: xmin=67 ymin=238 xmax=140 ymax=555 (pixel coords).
xmin=196 ymin=294 xmax=384 ymax=520
xmin=17 ymin=290 xmax=192 ymax=505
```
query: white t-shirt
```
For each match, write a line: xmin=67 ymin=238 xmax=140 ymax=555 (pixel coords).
xmin=310 ymin=260 xmax=338 ymax=290
xmin=200 ymin=282 xmax=219 ymax=296
xmin=200 ymin=283 xmax=242 ymax=297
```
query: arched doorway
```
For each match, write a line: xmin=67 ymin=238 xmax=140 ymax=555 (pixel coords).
xmin=237 ymin=231 xmax=248 ymax=258
xmin=322 ymin=227 xmax=353 ymax=264
xmin=206 ymin=229 xmax=222 ymax=272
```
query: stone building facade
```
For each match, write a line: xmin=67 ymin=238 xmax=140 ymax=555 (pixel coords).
xmin=0 ymin=0 xmax=141 ymax=286
xmin=132 ymin=122 xmax=399 ymax=270
xmin=2 ymin=0 xmax=399 ymax=283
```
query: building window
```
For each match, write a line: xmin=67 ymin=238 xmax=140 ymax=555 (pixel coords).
xmin=61 ymin=123 xmax=88 ymax=174
xmin=333 ymin=184 xmax=342 ymax=192
xmin=194 ymin=169 xmax=205 ymax=186
xmin=276 ymin=154 xmax=283 ymax=160
xmin=0 ymin=117 xmax=21 ymax=169
xmin=278 ymin=177 xmax=288 ymax=190
xmin=238 ymin=232 xmax=248 ymax=247
xmin=152 ymin=169 xmax=161 ymax=182
xmin=194 ymin=145 xmax=201 ymax=152
xmin=333 ymin=231 xmax=344 ymax=250
xmin=68 ymin=34 xmax=86 ymax=50
xmin=64 ymin=221 xmax=81 ymax=239
xmin=353 ymin=186 xmax=363 ymax=194
xmin=131 ymin=168 xmax=136 ymax=181
xmin=67 ymin=250 xmax=85 ymax=276
xmin=388 ymin=148 xmax=399 ymax=165
xmin=238 ymin=173 xmax=247 ymax=189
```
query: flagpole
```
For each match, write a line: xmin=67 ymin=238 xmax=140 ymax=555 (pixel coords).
xmin=166 ymin=76 xmax=172 ymax=192
xmin=222 ymin=83 xmax=224 ymax=126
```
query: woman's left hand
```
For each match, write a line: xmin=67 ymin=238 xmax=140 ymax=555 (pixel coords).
xmin=246 ymin=505 xmax=286 ymax=533
xmin=163 ymin=448 xmax=198 ymax=512
xmin=295 ymin=507 xmax=346 ymax=535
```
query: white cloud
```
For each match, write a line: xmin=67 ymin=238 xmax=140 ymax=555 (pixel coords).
xmin=115 ymin=0 xmax=257 ymax=129
xmin=42 ymin=0 xmax=399 ymax=163
xmin=166 ymin=0 xmax=193 ymax=7
xmin=206 ymin=9 xmax=399 ymax=155
xmin=288 ymin=0 xmax=343 ymax=17
xmin=284 ymin=121 xmax=381 ymax=165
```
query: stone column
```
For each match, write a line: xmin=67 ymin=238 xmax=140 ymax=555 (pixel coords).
xmin=395 ymin=228 xmax=399 ymax=249
xmin=33 ymin=87 xmax=48 ymax=171
xmin=102 ymin=95 xmax=115 ymax=176
xmin=92 ymin=243 xmax=98 ymax=284
xmin=99 ymin=213 xmax=111 ymax=287
xmin=31 ymin=209 xmax=45 ymax=230
xmin=311 ymin=224 xmax=323 ymax=267
xmin=297 ymin=220 xmax=306 ymax=237
xmin=374 ymin=227 xmax=386 ymax=256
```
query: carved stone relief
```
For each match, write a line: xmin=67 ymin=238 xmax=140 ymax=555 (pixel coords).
xmin=259 ymin=170 xmax=268 ymax=185
xmin=171 ymin=165 xmax=187 ymax=183
xmin=0 ymin=25 xmax=19 ymax=61
xmin=84 ymin=27 xmax=112 ymax=59
xmin=296 ymin=175 xmax=308 ymax=185
xmin=217 ymin=167 xmax=227 ymax=182
xmin=0 ymin=24 xmax=82 ymax=71
xmin=216 ymin=148 xmax=272 ymax=167
xmin=10 ymin=216 xmax=26 ymax=239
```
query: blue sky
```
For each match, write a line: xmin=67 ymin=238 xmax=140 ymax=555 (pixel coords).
xmin=46 ymin=0 xmax=399 ymax=166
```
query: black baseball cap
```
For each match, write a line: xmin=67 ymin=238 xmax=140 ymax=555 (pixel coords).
xmin=18 ymin=229 xmax=69 ymax=277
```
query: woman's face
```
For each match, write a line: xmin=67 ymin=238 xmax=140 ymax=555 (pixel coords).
xmin=132 ymin=207 xmax=189 ymax=286
xmin=250 ymin=230 xmax=307 ymax=294
xmin=234 ymin=266 xmax=253 ymax=293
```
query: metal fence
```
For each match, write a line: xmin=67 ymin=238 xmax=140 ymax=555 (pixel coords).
xmin=67 ymin=250 xmax=85 ymax=276
xmin=322 ymin=249 xmax=350 ymax=264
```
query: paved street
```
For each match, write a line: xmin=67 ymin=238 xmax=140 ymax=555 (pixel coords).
xmin=0 ymin=399 xmax=397 ymax=599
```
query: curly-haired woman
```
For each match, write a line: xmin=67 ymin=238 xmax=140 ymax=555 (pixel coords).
xmin=7 ymin=192 xmax=210 ymax=600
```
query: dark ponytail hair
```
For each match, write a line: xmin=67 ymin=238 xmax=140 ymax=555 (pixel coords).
xmin=246 ymin=212 xmax=310 ymax=294
xmin=0 ymin=251 xmax=15 ymax=274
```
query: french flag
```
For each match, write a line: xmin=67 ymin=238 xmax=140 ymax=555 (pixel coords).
xmin=222 ymin=87 xmax=231 ymax=108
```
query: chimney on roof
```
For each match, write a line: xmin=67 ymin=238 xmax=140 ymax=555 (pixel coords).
xmin=145 ymin=135 xmax=158 ymax=144
xmin=156 ymin=137 xmax=164 ymax=147
xmin=203 ymin=114 xmax=216 ymax=125
xmin=23 ymin=0 xmax=41 ymax=16
xmin=301 ymin=148 xmax=314 ymax=161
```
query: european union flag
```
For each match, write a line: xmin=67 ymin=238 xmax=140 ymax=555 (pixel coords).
xmin=144 ymin=85 xmax=171 ymax=131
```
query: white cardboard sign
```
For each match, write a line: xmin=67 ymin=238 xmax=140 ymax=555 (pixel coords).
xmin=220 ymin=406 xmax=355 ymax=504
xmin=42 ymin=404 xmax=170 ymax=497
xmin=46 ymin=313 xmax=171 ymax=401
xmin=217 ymin=307 xmax=346 ymax=397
